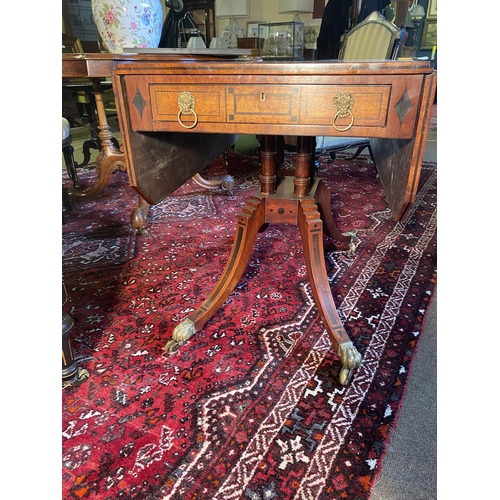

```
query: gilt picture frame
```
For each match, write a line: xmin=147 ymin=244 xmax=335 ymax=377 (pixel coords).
xmin=427 ymin=0 xmax=437 ymax=19
xmin=421 ymin=19 xmax=437 ymax=50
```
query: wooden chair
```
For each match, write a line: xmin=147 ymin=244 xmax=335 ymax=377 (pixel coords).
xmin=338 ymin=10 xmax=405 ymax=61
xmin=315 ymin=10 xmax=406 ymax=163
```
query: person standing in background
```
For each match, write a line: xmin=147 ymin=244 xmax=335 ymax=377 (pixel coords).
xmin=317 ymin=0 xmax=392 ymax=59
xmin=317 ymin=0 xmax=353 ymax=60
xmin=159 ymin=0 xmax=198 ymax=48
xmin=357 ymin=0 xmax=391 ymax=23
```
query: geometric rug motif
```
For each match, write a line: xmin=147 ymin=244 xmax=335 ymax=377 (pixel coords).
xmin=62 ymin=225 xmax=137 ymax=269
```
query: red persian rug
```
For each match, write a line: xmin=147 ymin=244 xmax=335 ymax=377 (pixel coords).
xmin=62 ymin=150 xmax=437 ymax=500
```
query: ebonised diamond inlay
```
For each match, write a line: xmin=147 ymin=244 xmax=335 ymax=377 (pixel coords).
xmin=394 ymin=88 xmax=413 ymax=125
xmin=132 ymin=86 xmax=146 ymax=119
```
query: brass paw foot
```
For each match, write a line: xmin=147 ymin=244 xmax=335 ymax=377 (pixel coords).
xmin=347 ymin=232 xmax=358 ymax=253
xmin=164 ymin=319 xmax=196 ymax=355
xmin=338 ymin=341 xmax=362 ymax=386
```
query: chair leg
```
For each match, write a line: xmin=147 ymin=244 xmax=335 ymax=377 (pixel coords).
xmin=62 ymin=139 xmax=79 ymax=189
xmin=348 ymin=145 xmax=367 ymax=160
xmin=348 ymin=145 xmax=378 ymax=176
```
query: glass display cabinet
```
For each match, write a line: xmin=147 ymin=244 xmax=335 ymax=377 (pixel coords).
xmin=258 ymin=21 xmax=305 ymax=60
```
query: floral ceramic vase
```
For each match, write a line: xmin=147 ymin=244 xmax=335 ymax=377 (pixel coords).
xmin=91 ymin=0 xmax=163 ymax=54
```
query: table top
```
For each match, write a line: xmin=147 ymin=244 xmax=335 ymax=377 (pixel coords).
xmin=62 ymin=52 xmax=435 ymax=79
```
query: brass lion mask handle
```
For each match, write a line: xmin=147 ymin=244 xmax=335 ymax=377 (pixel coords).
xmin=332 ymin=92 xmax=354 ymax=132
xmin=177 ymin=91 xmax=198 ymax=129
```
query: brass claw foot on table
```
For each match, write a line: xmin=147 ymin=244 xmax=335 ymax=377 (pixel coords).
xmin=164 ymin=319 xmax=196 ymax=355
xmin=347 ymin=232 xmax=358 ymax=253
xmin=338 ymin=341 xmax=362 ymax=386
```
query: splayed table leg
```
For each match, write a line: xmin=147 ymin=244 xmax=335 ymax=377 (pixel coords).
xmin=165 ymin=135 xmax=361 ymax=385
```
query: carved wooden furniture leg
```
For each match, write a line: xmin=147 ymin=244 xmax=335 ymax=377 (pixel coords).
xmin=191 ymin=172 xmax=235 ymax=194
xmin=68 ymin=82 xmax=126 ymax=201
xmin=62 ymin=136 xmax=79 ymax=188
xmin=298 ymin=181 xmax=361 ymax=385
xmin=62 ymin=311 xmax=90 ymax=388
xmin=314 ymin=180 xmax=357 ymax=252
xmin=78 ymin=136 xmax=121 ymax=169
xmin=164 ymin=195 xmax=267 ymax=354
xmin=78 ymin=138 xmax=99 ymax=168
xmin=164 ymin=135 xmax=278 ymax=354
xmin=130 ymin=195 xmax=151 ymax=236
xmin=165 ymin=135 xmax=361 ymax=385
xmin=286 ymin=136 xmax=360 ymax=384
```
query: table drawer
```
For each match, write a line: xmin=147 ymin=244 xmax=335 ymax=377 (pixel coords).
xmin=151 ymin=84 xmax=226 ymax=124
xmin=125 ymin=77 xmax=227 ymax=130
xmin=300 ymin=85 xmax=390 ymax=129
xmin=227 ymin=85 xmax=300 ymax=124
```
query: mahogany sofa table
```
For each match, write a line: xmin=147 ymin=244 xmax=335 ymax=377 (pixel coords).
xmin=111 ymin=57 xmax=436 ymax=385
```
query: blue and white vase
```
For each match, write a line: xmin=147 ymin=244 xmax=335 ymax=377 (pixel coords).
xmin=91 ymin=0 xmax=163 ymax=54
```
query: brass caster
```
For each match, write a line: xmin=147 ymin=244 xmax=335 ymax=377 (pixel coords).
xmin=347 ymin=232 xmax=358 ymax=254
xmin=138 ymin=228 xmax=149 ymax=237
xmin=339 ymin=367 xmax=353 ymax=386
xmin=164 ymin=339 xmax=182 ymax=355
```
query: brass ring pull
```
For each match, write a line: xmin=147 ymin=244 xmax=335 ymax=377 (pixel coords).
xmin=332 ymin=92 xmax=355 ymax=132
xmin=177 ymin=91 xmax=198 ymax=129
xmin=332 ymin=110 xmax=354 ymax=132
xmin=177 ymin=109 xmax=198 ymax=129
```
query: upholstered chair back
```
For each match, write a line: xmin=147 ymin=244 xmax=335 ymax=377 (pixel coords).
xmin=339 ymin=10 xmax=405 ymax=61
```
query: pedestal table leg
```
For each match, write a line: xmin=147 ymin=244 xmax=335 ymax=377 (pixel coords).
xmin=68 ymin=82 xmax=126 ymax=201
